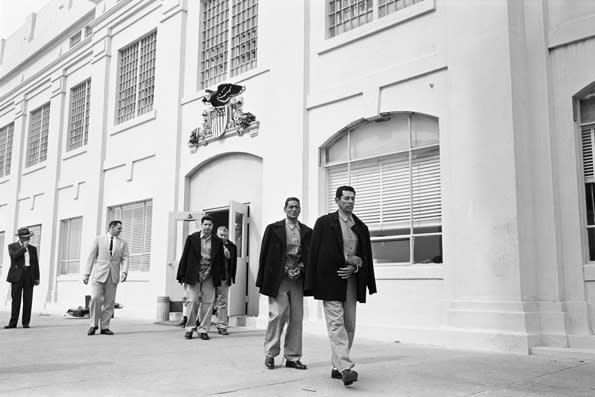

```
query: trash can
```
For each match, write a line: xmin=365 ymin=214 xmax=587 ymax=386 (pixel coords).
xmin=156 ymin=296 xmax=170 ymax=321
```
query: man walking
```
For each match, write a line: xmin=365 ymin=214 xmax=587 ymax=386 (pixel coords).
xmin=177 ymin=216 xmax=225 ymax=340
xmin=256 ymin=197 xmax=312 ymax=370
xmin=4 ymin=227 xmax=40 ymax=329
xmin=305 ymin=186 xmax=377 ymax=387
xmin=213 ymin=226 xmax=237 ymax=335
xmin=83 ymin=220 xmax=129 ymax=336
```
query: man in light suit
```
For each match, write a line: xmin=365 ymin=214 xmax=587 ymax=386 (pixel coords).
xmin=83 ymin=220 xmax=129 ymax=336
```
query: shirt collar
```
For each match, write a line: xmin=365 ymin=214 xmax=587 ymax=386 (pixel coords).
xmin=201 ymin=233 xmax=212 ymax=241
xmin=337 ymin=211 xmax=354 ymax=223
xmin=107 ymin=233 xmax=117 ymax=239
xmin=285 ymin=219 xmax=300 ymax=230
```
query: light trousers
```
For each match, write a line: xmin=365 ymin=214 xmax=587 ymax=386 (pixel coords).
xmin=214 ymin=280 xmax=230 ymax=330
xmin=323 ymin=276 xmax=357 ymax=372
xmin=264 ymin=276 xmax=304 ymax=361
xmin=90 ymin=270 xmax=118 ymax=330
xmin=184 ymin=276 xmax=215 ymax=333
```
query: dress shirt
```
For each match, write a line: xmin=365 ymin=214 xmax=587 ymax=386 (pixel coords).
xmin=22 ymin=242 xmax=31 ymax=267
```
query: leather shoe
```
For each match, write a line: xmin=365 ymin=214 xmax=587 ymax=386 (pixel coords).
xmin=4 ymin=325 xmax=16 ymax=329
xmin=331 ymin=368 xmax=342 ymax=379
xmin=286 ymin=360 xmax=307 ymax=370
xmin=87 ymin=326 xmax=98 ymax=335
xmin=22 ymin=325 xmax=30 ymax=328
xmin=217 ymin=328 xmax=229 ymax=335
xmin=100 ymin=329 xmax=114 ymax=335
xmin=199 ymin=332 xmax=210 ymax=340
xmin=184 ymin=331 xmax=193 ymax=339
xmin=265 ymin=357 xmax=274 ymax=369
xmin=342 ymin=369 xmax=358 ymax=386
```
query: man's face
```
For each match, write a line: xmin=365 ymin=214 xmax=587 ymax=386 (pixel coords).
xmin=110 ymin=224 xmax=123 ymax=237
xmin=217 ymin=228 xmax=228 ymax=242
xmin=202 ymin=220 xmax=213 ymax=236
xmin=336 ymin=190 xmax=355 ymax=214
xmin=19 ymin=237 xmax=30 ymax=244
xmin=284 ymin=200 xmax=301 ymax=220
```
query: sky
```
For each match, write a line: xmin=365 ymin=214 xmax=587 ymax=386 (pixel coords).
xmin=0 ymin=0 xmax=49 ymax=40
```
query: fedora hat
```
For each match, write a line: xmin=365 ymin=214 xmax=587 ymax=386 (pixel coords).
xmin=15 ymin=227 xmax=34 ymax=238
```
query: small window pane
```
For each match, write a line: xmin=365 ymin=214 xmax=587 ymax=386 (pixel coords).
xmin=588 ymin=228 xmax=595 ymax=261
xmin=580 ymin=95 xmax=595 ymax=124
xmin=326 ymin=134 xmax=348 ymax=163
xmin=587 ymin=183 xmax=595 ymax=226
xmin=412 ymin=114 xmax=439 ymax=148
xmin=413 ymin=235 xmax=442 ymax=264
xmin=372 ymin=238 xmax=409 ymax=263
xmin=349 ymin=114 xmax=409 ymax=160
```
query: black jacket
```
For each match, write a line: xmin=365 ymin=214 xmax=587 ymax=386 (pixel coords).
xmin=6 ymin=242 xmax=40 ymax=284
xmin=223 ymin=240 xmax=238 ymax=284
xmin=176 ymin=232 xmax=225 ymax=287
xmin=305 ymin=211 xmax=377 ymax=303
xmin=256 ymin=220 xmax=312 ymax=298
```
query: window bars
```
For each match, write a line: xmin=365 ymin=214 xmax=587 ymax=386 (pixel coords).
xmin=27 ymin=103 xmax=50 ymax=167
xmin=0 ymin=123 xmax=14 ymax=177
xmin=68 ymin=79 xmax=91 ymax=151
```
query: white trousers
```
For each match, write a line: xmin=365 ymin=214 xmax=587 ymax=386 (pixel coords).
xmin=89 ymin=270 xmax=118 ymax=330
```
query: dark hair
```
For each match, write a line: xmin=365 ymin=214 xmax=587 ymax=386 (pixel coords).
xmin=284 ymin=197 xmax=301 ymax=208
xmin=108 ymin=220 xmax=122 ymax=229
xmin=335 ymin=185 xmax=356 ymax=199
xmin=201 ymin=215 xmax=215 ymax=225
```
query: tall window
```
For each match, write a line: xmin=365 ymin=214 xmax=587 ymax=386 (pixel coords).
xmin=26 ymin=224 xmax=42 ymax=254
xmin=116 ymin=31 xmax=157 ymax=124
xmin=0 ymin=123 xmax=14 ymax=177
xmin=27 ymin=103 xmax=50 ymax=167
xmin=67 ymin=79 xmax=91 ymax=151
xmin=108 ymin=200 xmax=152 ymax=272
xmin=580 ymin=93 xmax=595 ymax=261
xmin=328 ymin=0 xmax=425 ymax=38
xmin=0 ymin=232 xmax=4 ymax=271
xmin=323 ymin=113 xmax=442 ymax=264
xmin=200 ymin=0 xmax=258 ymax=88
xmin=59 ymin=217 xmax=83 ymax=275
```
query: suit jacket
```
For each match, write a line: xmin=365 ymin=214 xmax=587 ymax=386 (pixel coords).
xmin=223 ymin=240 xmax=238 ymax=284
xmin=176 ymin=232 xmax=225 ymax=287
xmin=256 ymin=219 xmax=312 ymax=298
xmin=6 ymin=242 xmax=40 ymax=284
xmin=84 ymin=235 xmax=129 ymax=284
xmin=305 ymin=211 xmax=377 ymax=303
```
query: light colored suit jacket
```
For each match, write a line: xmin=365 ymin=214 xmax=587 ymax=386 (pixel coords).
xmin=85 ymin=234 xmax=129 ymax=284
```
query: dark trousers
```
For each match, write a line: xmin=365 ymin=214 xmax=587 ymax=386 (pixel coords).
xmin=9 ymin=269 xmax=34 ymax=327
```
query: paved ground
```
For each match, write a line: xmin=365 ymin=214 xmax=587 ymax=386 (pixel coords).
xmin=0 ymin=312 xmax=594 ymax=396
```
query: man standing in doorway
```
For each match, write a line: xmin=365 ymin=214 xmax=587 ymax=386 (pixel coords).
xmin=4 ymin=227 xmax=40 ymax=329
xmin=257 ymin=197 xmax=312 ymax=370
xmin=305 ymin=186 xmax=377 ymax=387
xmin=177 ymin=216 xmax=225 ymax=340
xmin=83 ymin=220 xmax=129 ymax=336
xmin=213 ymin=226 xmax=237 ymax=335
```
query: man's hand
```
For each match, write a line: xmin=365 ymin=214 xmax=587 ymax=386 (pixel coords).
xmin=34 ymin=280 xmax=40 ymax=286
xmin=120 ymin=272 xmax=127 ymax=283
xmin=23 ymin=241 xmax=29 ymax=248
xmin=82 ymin=274 xmax=90 ymax=285
xmin=224 ymin=246 xmax=231 ymax=260
xmin=345 ymin=255 xmax=362 ymax=267
xmin=337 ymin=265 xmax=356 ymax=279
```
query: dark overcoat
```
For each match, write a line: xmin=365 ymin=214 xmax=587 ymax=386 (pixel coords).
xmin=176 ymin=232 xmax=225 ymax=287
xmin=6 ymin=242 xmax=40 ymax=284
xmin=223 ymin=240 xmax=238 ymax=284
xmin=256 ymin=220 xmax=312 ymax=298
xmin=305 ymin=211 xmax=377 ymax=303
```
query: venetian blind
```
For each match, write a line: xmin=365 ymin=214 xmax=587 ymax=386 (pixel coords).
xmin=110 ymin=200 xmax=152 ymax=272
xmin=582 ymin=127 xmax=594 ymax=183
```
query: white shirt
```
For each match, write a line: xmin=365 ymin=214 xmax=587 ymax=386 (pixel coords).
xmin=21 ymin=242 xmax=31 ymax=267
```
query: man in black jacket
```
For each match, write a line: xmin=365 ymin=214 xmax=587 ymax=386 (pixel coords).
xmin=256 ymin=197 xmax=312 ymax=370
xmin=4 ymin=227 xmax=40 ymax=329
xmin=176 ymin=216 xmax=225 ymax=340
xmin=213 ymin=225 xmax=237 ymax=335
xmin=305 ymin=186 xmax=377 ymax=387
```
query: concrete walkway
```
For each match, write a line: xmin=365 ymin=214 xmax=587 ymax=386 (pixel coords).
xmin=0 ymin=312 xmax=594 ymax=396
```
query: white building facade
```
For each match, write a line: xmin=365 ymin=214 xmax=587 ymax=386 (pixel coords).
xmin=1 ymin=0 xmax=595 ymax=353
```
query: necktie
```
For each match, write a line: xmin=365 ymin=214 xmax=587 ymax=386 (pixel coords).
xmin=109 ymin=237 xmax=113 ymax=256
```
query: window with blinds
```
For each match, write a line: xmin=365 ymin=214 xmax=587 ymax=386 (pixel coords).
xmin=59 ymin=217 xmax=83 ymax=274
xmin=0 ymin=123 xmax=14 ymax=178
xmin=324 ymin=113 xmax=442 ymax=264
xmin=67 ymin=79 xmax=91 ymax=151
xmin=27 ymin=103 xmax=50 ymax=167
xmin=116 ymin=31 xmax=157 ymax=124
xmin=200 ymin=0 xmax=258 ymax=88
xmin=580 ymin=93 xmax=595 ymax=261
xmin=108 ymin=200 xmax=152 ymax=272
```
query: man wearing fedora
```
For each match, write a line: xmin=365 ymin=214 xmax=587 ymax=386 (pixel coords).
xmin=4 ymin=227 xmax=40 ymax=329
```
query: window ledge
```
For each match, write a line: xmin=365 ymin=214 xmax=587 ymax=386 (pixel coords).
xmin=111 ymin=109 xmax=157 ymax=136
xmin=0 ymin=175 xmax=9 ymax=185
xmin=57 ymin=274 xmax=81 ymax=282
xmin=584 ymin=263 xmax=595 ymax=281
xmin=22 ymin=163 xmax=46 ymax=176
xmin=318 ymin=0 xmax=435 ymax=55
xmin=374 ymin=263 xmax=443 ymax=280
xmin=125 ymin=272 xmax=150 ymax=282
xmin=63 ymin=146 xmax=88 ymax=161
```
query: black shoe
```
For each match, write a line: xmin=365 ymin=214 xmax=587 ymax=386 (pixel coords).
xmin=184 ymin=331 xmax=193 ymax=339
xmin=22 ymin=325 xmax=30 ymax=328
xmin=331 ymin=368 xmax=342 ymax=379
xmin=199 ymin=333 xmax=210 ymax=340
xmin=4 ymin=325 xmax=16 ymax=329
xmin=217 ymin=328 xmax=229 ymax=335
xmin=87 ymin=326 xmax=98 ymax=335
xmin=265 ymin=357 xmax=275 ymax=369
xmin=177 ymin=316 xmax=188 ymax=327
xmin=100 ymin=329 xmax=114 ymax=335
xmin=286 ymin=360 xmax=307 ymax=370
xmin=342 ymin=369 xmax=358 ymax=386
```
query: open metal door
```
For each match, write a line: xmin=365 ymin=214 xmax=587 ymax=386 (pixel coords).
xmin=228 ymin=201 xmax=249 ymax=316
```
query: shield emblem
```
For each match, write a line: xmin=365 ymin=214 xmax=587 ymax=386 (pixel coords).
xmin=209 ymin=105 xmax=230 ymax=138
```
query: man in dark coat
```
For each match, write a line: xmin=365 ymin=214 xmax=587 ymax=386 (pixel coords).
xmin=4 ymin=227 xmax=40 ymax=329
xmin=256 ymin=197 xmax=312 ymax=370
xmin=213 ymin=225 xmax=238 ymax=335
xmin=177 ymin=215 xmax=225 ymax=340
xmin=305 ymin=186 xmax=377 ymax=387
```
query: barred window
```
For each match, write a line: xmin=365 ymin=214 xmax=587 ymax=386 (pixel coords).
xmin=26 ymin=224 xmax=42 ymax=254
xmin=116 ymin=31 xmax=157 ymax=124
xmin=59 ymin=217 xmax=83 ymax=275
xmin=580 ymin=92 xmax=595 ymax=261
xmin=69 ymin=31 xmax=82 ymax=48
xmin=0 ymin=123 xmax=14 ymax=177
xmin=27 ymin=103 xmax=50 ymax=167
xmin=67 ymin=79 xmax=91 ymax=151
xmin=200 ymin=0 xmax=258 ymax=88
xmin=108 ymin=200 xmax=152 ymax=272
